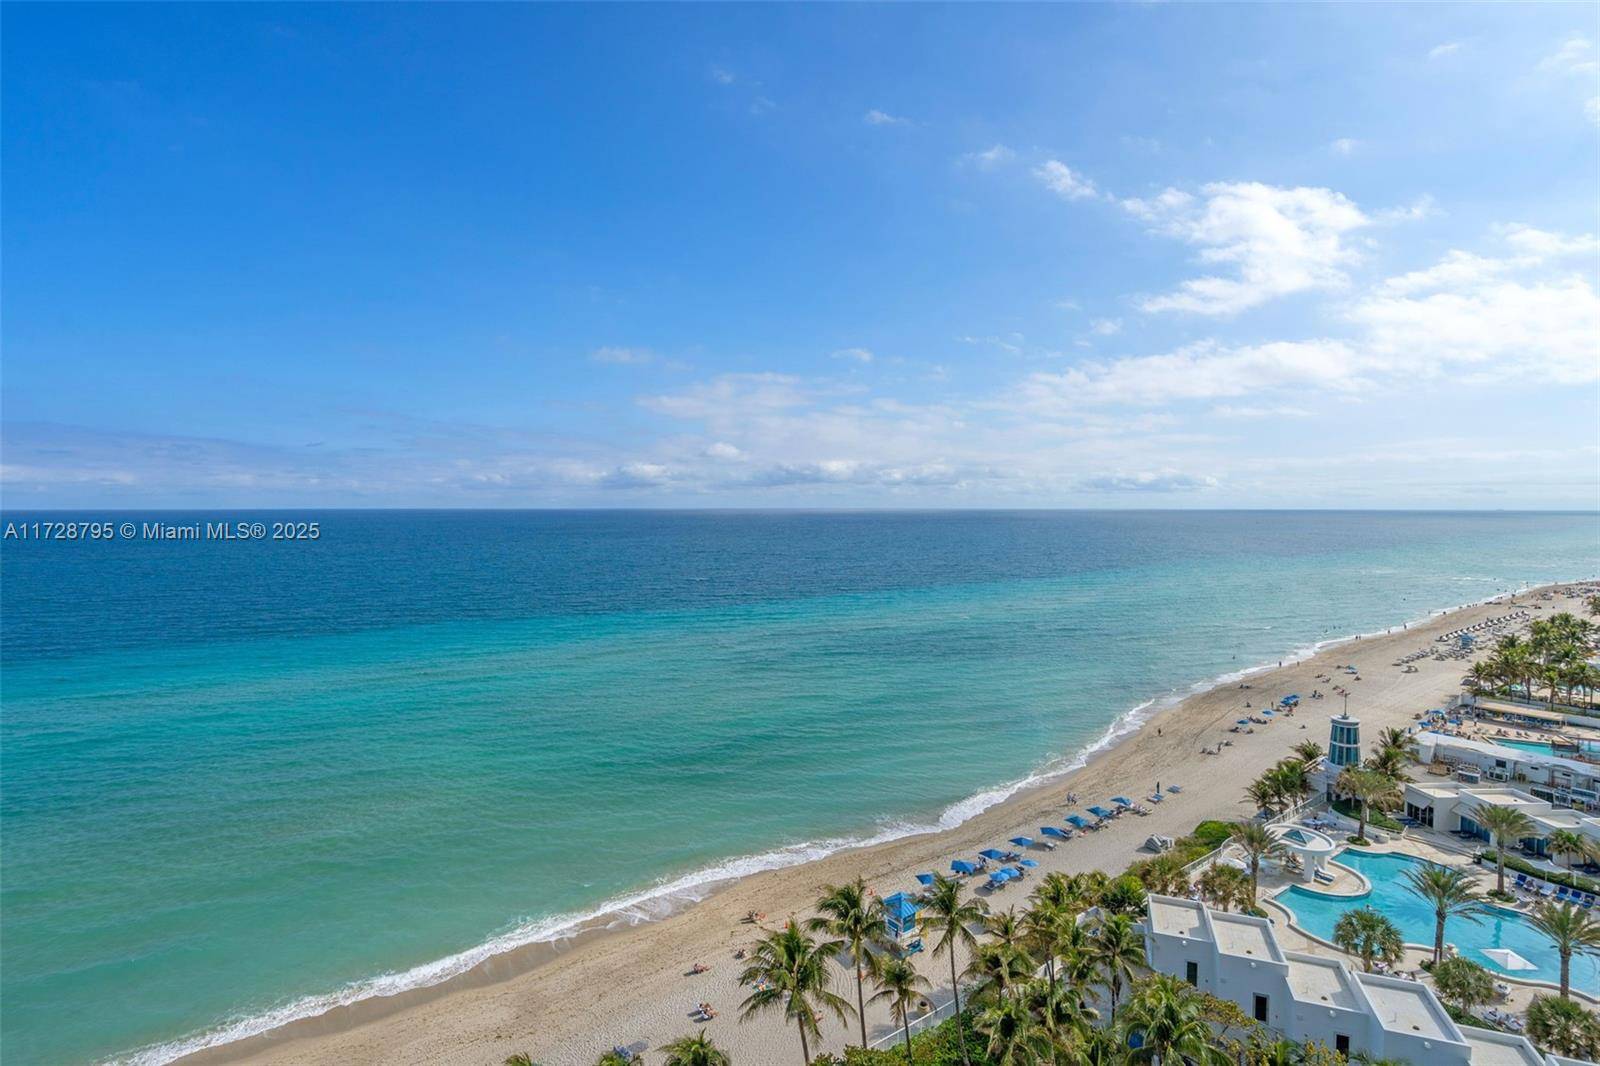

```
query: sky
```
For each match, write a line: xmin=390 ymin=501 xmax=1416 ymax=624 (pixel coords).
xmin=3 ymin=3 xmax=1598 ymax=510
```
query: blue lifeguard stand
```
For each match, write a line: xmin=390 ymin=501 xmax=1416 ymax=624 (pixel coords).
xmin=881 ymin=892 xmax=921 ymax=941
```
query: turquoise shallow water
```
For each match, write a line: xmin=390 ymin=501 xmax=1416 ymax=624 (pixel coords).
xmin=1277 ymin=850 xmax=1600 ymax=994
xmin=2 ymin=511 xmax=1597 ymax=1063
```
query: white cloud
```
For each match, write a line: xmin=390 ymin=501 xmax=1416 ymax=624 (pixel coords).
xmin=1034 ymin=159 xmax=1098 ymax=201
xmin=1330 ymin=137 xmax=1359 ymax=156
xmin=961 ymin=144 xmax=1015 ymax=169
xmin=863 ymin=109 xmax=910 ymax=126
xmin=1088 ymin=318 xmax=1122 ymax=336
xmin=1498 ymin=223 xmax=1600 ymax=259
xmin=1125 ymin=182 xmax=1370 ymax=316
xmin=1078 ymin=470 xmax=1218 ymax=493
xmin=708 ymin=65 xmax=736 ymax=85
xmin=591 ymin=346 xmax=654 ymax=365
xmin=1428 ymin=42 xmax=1462 ymax=60
xmin=704 ymin=441 xmax=743 ymax=460
xmin=832 ymin=347 xmax=874 ymax=363
xmin=1210 ymin=404 xmax=1312 ymax=420
xmin=1540 ymin=34 xmax=1599 ymax=76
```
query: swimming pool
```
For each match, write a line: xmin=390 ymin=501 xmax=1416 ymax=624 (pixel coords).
xmin=1495 ymin=737 xmax=1600 ymax=757
xmin=1274 ymin=849 xmax=1600 ymax=995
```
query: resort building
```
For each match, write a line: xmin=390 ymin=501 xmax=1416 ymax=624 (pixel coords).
xmin=1329 ymin=713 xmax=1363 ymax=768
xmin=1401 ymin=780 xmax=1600 ymax=858
xmin=1416 ymin=733 xmax=1600 ymax=810
xmin=1142 ymin=895 xmax=1570 ymax=1066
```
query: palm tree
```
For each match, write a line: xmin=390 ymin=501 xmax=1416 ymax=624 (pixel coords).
xmin=503 ymin=1056 xmax=538 ymax=1066
xmin=917 ymin=874 xmax=987 ymax=1066
xmin=964 ymin=940 xmax=1033 ymax=1005
xmin=737 ymin=918 xmax=853 ymax=1065
xmin=1332 ymin=907 xmax=1404 ymax=972
xmin=1334 ymin=767 xmax=1399 ymax=842
xmin=1292 ymin=740 xmax=1325 ymax=764
xmin=1430 ymin=957 xmax=1495 ymax=1019
xmin=1089 ymin=913 xmax=1147 ymax=1023
xmin=1021 ymin=900 xmax=1075 ymax=992
xmin=1373 ymin=726 xmax=1416 ymax=760
xmin=1402 ymin=864 xmax=1486 ymax=965
xmin=1118 ymin=974 xmax=1229 ymax=1065
xmin=1245 ymin=777 xmax=1280 ymax=816
xmin=1528 ymin=901 xmax=1600 ymax=999
xmin=659 ymin=1030 xmax=731 ymax=1066
xmin=1229 ymin=822 xmax=1285 ymax=908
xmin=1032 ymin=871 xmax=1077 ymax=911
xmin=974 ymin=995 xmax=1053 ymax=1066
xmin=1196 ymin=863 xmax=1249 ymax=913
xmin=1549 ymin=829 xmax=1588 ymax=871
xmin=868 ymin=956 xmax=930 ymax=1063
xmin=1364 ymin=745 xmax=1410 ymax=782
xmin=807 ymin=877 xmax=891 ymax=1047
xmin=1473 ymin=804 xmax=1535 ymax=894
xmin=1525 ymin=994 xmax=1600 ymax=1060
xmin=1024 ymin=977 xmax=1098 ymax=1060
xmin=1137 ymin=854 xmax=1191 ymax=897
xmin=594 ymin=1054 xmax=632 ymax=1066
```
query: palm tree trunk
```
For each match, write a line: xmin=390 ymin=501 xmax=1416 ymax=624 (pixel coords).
xmin=1359 ymin=802 xmax=1368 ymax=841
xmin=951 ymin=950 xmax=969 ymax=1066
xmin=901 ymin=1009 xmax=913 ymax=1063
xmin=799 ymin=1024 xmax=811 ymax=1065
xmin=1434 ymin=913 xmax=1446 ymax=965
xmin=855 ymin=962 xmax=868 ymax=1048
xmin=1561 ymin=952 xmax=1571 ymax=999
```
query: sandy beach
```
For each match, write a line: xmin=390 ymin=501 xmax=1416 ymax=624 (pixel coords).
xmin=189 ymin=583 xmax=1596 ymax=1066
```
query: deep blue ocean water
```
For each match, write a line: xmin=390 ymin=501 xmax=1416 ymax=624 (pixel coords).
xmin=2 ymin=510 xmax=1596 ymax=1064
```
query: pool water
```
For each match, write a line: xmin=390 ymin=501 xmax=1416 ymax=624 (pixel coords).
xmin=1275 ymin=849 xmax=1600 ymax=995
xmin=1495 ymin=738 xmax=1600 ymax=756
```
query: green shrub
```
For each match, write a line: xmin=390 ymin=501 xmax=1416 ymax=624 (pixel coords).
xmin=1330 ymin=797 xmax=1403 ymax=832
xmin=1479 ymin=850 xmax=1600 ymax=894
xmin=1190 ymin=820 xmax=1234 ymax=849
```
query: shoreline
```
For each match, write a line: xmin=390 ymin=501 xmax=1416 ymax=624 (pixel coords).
xmin=161 ymin=579 xmax=1596 ymax=1066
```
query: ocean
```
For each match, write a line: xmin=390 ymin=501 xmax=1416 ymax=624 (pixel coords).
xmin=1 ymin=510 xmax=1596 ymax=1064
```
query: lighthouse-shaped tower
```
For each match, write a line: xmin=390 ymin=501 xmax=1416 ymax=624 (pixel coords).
xmin=1329 ymin=712 xmax=1362 ymax=768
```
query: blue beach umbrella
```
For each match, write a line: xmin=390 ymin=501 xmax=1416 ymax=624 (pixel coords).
xmin=1003 ymin=865 xmax=1024 ymax=877
xmin=915 ymin=872 xmax=936 ymax=886
xmin=1009 ymin=836 xmax=1034 ymax=848
xmin=1041 ymin=826 xmax=1072 ymax=840
xmin=1236 ymin=719 xmax=1251 ymax=725
xmin=1066 ymin=815 xmax=1090 ymax=830
xmin=979 ymin=848 xmax=1007 ymax=861
xmin=1089 ymin=805 xmax=1114 ymax=819
xmin=1018 ymin=858 xmax=1039 ymax=868
xmin=1111 ymin=797 xmax=1133 ymax=807
xmin=951 ymin=859 xmax=978 ymax=875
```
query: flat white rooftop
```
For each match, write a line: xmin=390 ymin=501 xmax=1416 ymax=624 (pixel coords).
xmin=1210 ymin=912 xmax=1282 ymax=962
xmin=1285 ymin=952 xmax=1360 ymax=1011
xmin=1358 ymin=974 xmax=1459 ymax=1044
xmin=1147 ymin=896 xmax=1208 ymax=940
xmin=1460 ymin=1026 xmax=1550 ymax=1066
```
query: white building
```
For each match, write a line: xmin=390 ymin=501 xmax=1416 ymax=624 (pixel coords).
xmin=1143 ymin=895 xmax=1563 ymax=1065
xmin=1415 ymin=732 xmax=1600 ymax=811
xmin=1401 ymin=779 xmax=1600 ymax=860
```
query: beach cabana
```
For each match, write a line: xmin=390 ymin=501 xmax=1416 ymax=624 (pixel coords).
xmin=951 ymin=859 xmax=978 ymax=875
xmin=881 ymin=892 xmax=921 ymax=941
xmin=1008 ymin=836 xmax=1034 ymax=848
xmin=915 ymin=872 xmax=936 ymax=886
xmin=979 ymin=848 xmax=1007 ymax=861
xmin=1066 ymin=814 xmax=1091 ymax=830
xmin=1041 ymin=826 xmax=1072 ymax=841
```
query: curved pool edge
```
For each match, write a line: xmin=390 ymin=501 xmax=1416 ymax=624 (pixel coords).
xmin=1267 ymin=851 xmax=1600 ymax=1004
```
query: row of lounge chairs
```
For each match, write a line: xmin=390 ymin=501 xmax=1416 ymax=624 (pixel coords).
xmin=1512 ymin=872 xmax=1597 ymax=909
xmin=1436 ymin=611 xmax=1529 ymax=643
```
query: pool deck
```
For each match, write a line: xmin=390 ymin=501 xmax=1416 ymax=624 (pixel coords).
xmin=1258 ymin=828 xmax=1600 ymax=1012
